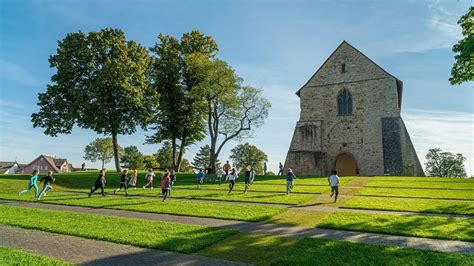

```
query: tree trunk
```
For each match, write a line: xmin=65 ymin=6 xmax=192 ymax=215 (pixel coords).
xmin=111 ymin=131 xmax=121 ymax=173
xmin=176 ymin=136 xmax=186 ymax=172
xmin=101 ymin=160 xmax=105 ymax=170
xmin=208 ymin=100 xmax=218 ymax=174
xmin=171 ymin=137 xmax=177 ymax=171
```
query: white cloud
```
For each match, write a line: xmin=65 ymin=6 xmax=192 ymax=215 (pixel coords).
xmin=403 ymin=108 xmax=474 ymax=176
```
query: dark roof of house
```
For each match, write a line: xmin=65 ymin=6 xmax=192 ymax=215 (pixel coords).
xmin=0 ymin=161 xmax=17 ymax=169
xmin=295 ymin=41 xmax=403 ymax=108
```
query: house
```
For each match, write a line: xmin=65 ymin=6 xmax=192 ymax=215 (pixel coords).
xmin=0 ymin=161 xmax=21 ymax=174
xmin=22 ymin=155 xmax=73 ymax=174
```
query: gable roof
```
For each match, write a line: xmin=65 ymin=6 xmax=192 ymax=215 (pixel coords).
xmin=0 ymin=161 xmax=17 ymax=169
xmin=295 ymin=41 xmax=403 ymax=107
xmin=23 ymin=155 xmax=69 ymax=172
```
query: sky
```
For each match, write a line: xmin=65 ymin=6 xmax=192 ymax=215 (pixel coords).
xmin=0 ymin=0 xmax=473 ymax=175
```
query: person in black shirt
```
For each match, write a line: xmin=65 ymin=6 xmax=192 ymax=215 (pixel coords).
xmin=37 ymin=170 xmax=55 ymax=200
xmin=88 ymin=169 xmax=106 ymax=197
xmin=113 ymin=169 xmax=129 ymax=196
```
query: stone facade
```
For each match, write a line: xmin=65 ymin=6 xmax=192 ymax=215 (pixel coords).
xmin=284 ymin=41 xmax=424 ymax=176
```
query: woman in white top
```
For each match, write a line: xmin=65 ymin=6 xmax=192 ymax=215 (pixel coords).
xmin=227 ymin=168 xmax=238 ymax=194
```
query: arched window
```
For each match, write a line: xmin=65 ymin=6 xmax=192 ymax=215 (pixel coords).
xmin=337 ymin=88 xmax=353 ymax=116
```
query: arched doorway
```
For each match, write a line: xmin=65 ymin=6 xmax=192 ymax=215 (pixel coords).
xmin=335 ymin=153 xmax=356 ymax=176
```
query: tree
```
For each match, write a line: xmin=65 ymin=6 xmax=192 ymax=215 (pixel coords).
xmin=180 ymin=158 xmax=193 ymax=172
xmin=31 ymin=28 xmax=155 ymax=172
xmin=425 ymin=148 xmax=467 ymax=177
xmin=192 ymin=145 xmax=220 ymax=170
xmin=147 ymin=30 xmax=215 ymax=171
xmin=143 ymin=155 xmax=159 ymax=169
xmin=229 ymin=143 xmax=268 ymax=173
xmin=449 ymin=6 xmax=473 ymax=85
xmin=154 ymin=141 xmax=175 ymax=170
xmin=121 ymin=146 xmax=145 ymax=169
xmin=83 ymin=138 xmax=122 ymax=169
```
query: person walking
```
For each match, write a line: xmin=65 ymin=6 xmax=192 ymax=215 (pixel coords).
xmin=286 ymin=168 xmax=297 ymax=194
xmin=113 ymin=169 xmax=129 ymax=196
xmin=263 ymin=162 xmax=267 ymax=175
xmin=196 ymin=169 xmax=204 ymax=189
xmin=223 ymin=161 xmax=231 ymax=180
xmin=244 ymin=167 xmax=251 ymax=194
xmin=143 ymin=168 xmax=155 ymax=189
xmin=88 ymin=169 xmax=106 ymax=197
xmin=37 ymin=171 xmax=55 ymax=200
xmin=169 ymin=170 xmax=176 ymax=195
xmin=19 ymin=169 xmax=40 ymax=199
xmin=227 ymin=168 xmax=238 ymax=194
xmin=160 ymin=171 xmax=171 ymax=202
xmin=329 ymin=170 xmax=340 ymax=202
xmin=128 ymin=169 xmax=138 ymax=189
xmin=278 ymin=162 xmax=284 ymax=176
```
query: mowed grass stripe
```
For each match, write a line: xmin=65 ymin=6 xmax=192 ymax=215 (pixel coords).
xmin=0 ymin=246 xmax=71 ymax=266
xmin=371 ymin=176 xmax=474 ymax=183
xmin=0 ymin=205 xmax=237 ymax=254
xmin=318 ymin=212 xmax=474 ymax=242
xmin=0 ymin=192 xmax=285 ymax=222
xmin=365 ymin=181 xmax=474 ymax=190
xmin=358 ymin=187 xmax=474 ymax=200
xmin=343 ymin=196 xmax=474 ymax=215
xmin=274 ymin=237 xmax=474 ymax=265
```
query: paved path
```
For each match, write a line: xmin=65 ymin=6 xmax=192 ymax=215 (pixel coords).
xmin=0 ymin=225 xmax=245 ymax=266
xmin=1 ymin=200 xmax=473 ymax=254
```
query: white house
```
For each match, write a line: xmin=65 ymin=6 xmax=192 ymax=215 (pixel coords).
xmin=0 ymin=162 xmax=21 ymax=174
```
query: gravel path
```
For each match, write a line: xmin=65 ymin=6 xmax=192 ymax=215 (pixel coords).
xmin=1 ymin=199 xmax=473 ymax=254
xmin=0 ymin=225 xmax=245 ymax=265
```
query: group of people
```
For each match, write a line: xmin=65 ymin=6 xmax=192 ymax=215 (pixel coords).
xmin=87 ymin=168 xmax=176 ymax=201
xmin=17 ymin=161 xmax=341 ymax=203
xmin=18 ymin=169 xmax=55 ymax=200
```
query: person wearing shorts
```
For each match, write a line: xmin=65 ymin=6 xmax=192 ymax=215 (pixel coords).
xmin=329 ymin=170 xmax=340 ymax=202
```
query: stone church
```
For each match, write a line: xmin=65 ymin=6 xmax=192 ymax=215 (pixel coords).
xmin=284 ymin=41 xmax=424 ymax=176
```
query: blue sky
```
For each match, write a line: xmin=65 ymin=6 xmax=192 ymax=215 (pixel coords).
xmin=0 ymin=0 xmax=473 ymax=175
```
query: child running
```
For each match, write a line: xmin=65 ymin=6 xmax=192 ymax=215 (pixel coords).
xmin=329 ymin=170 xmax=340 ymax=202
xmin=37 ymin=170 xmax=55 ymax=200
xmin=128 ymin=169 xmax=138 ymax=189
xmin=169 ymin=170 xmax=176 ymax=195
xmin=143 ymin=168 xmax=155 ymax=189
xmin=216 ymin=167 xmax=224 ymax=185
xmin=196 ymin=169 xmax=204 ymax=189
xmin=160 ymin=171 xmax=171 ymax=202
xmin=19 ymin=169 xmax=39 ymax=199
xmin=113 ymin=169 xmax=129 ymax=196
xmin=286 ymin=168 xmax=297 ymax=194
xmin=88 ymin=169 xmax=106 ymax=197
xmin=227 ymin=168 xmax=238 ymax=194
xmin=244 ymin=167 xmax=251 ymax=194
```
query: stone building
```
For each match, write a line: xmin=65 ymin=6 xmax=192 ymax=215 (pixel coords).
xmin=284 ymin=41 xmax=424 ymax=176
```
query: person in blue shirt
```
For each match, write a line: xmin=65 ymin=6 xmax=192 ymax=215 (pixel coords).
xmin=196 ymin=169 xmax=204 ymax=189
xmin=286 ymin=168 xmax=297 ymax=194
xmin=19 ymin=169 xmax=40 ymax=199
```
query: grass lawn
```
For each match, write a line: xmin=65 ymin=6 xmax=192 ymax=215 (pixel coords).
xmin=0 ymin=205 xmax=236 ymax=254
xmin=197 ymin=233 xmax=298 ymax=265
xmin=343 ymin=196 xmax=474 ymax=215
xmin=0 ymin=192 xmax=285 ymax=222
xmin=266 ymin=210 xmax=331 ymax=227
xmin=318 ymin=212 xmax=474 ymax=242
xmin=371 ymin=176 xmax=474 ymax=183
xmin=358 ymin=187 xmax=474 ymax=200
xmin=174 ymin=183 xmax=330 ymax=194
xmin=365 ymin=180 xmax=474 ymax=190
xmin=0 ymin=246 xmax=71 ymax=266
xmin=274 ymin=238 xmax=474 ymax=266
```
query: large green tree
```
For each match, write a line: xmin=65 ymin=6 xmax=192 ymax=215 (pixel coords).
xmin=121 ymin=146 xmax=145 ymax=170
xmin=229 ymin=142 xmax=268 ymax=174
xmin=192 ymin=145 xmax=220 ymax=170
xmin=190 ymin=57 xmax=271 ymax=173
xmin=425 ymin=148 xmax=467 ymax=178
xmin=143 ymin=155 xmax=160 ymax=169
xmin=147 ymin=30 xmax=215 ymax=171
xmin=31 ymin=28 xmax=155 ymax=172
xmin=450 ymin=6 xmax=473 ymax=85
xmin=83 ymin=137 xmax=122 ymax=169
